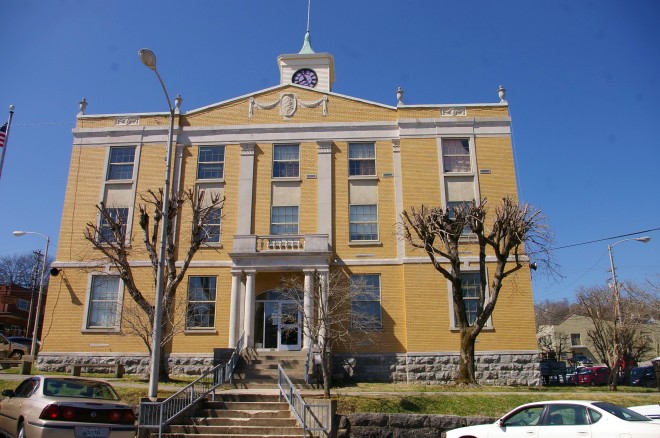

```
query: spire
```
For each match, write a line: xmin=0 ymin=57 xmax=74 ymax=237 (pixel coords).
xmin=299 ymin=0 xmax=315 ymax=54
xmin=299 ymin=30 xmax=315 ymax=54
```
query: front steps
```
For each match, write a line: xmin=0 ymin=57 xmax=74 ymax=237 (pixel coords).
xmin=163 ymin=393 xmax=305 ymax=438
xmin=232 ymin=350 xmax=312 ymax=389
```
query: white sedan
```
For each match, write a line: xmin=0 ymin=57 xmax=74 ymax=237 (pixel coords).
xmin=445 ymin=400 xmax=660 ymax=438
xmin=629 ymin=404 xmax=660 ymax=420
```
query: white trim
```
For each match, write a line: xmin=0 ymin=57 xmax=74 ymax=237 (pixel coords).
xmin=81 ymin=273 xmax=124 ymax=333
xmin=400 ymin=103 xmax=509 ymax=109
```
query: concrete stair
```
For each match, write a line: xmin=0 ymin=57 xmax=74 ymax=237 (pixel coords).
xmin=163 ymin=393 xmax=305 ymax=438
xmin=232 ymin=350 xmax=311 ymax=389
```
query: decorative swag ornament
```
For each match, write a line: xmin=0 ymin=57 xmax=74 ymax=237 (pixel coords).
xmin=249 ymin=93 xmax=329 ymax=119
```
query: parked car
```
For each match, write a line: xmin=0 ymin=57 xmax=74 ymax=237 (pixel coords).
xmin=445 ymin=400 xmax=660 ymax=438
xmin=577 ymin=366 xmax=609 ymax=386
xmin=569 ymin=354 xmax=594 ymax=366
xmin=0 ymin=334 xmax=29 ymax=359
xmin=6 ymin=337 xmax=40 ymax=355
xmin=0 ymin=376 xmax=135 ymax=438
xmin=564 ymin=366 xmax=584 ymax=385
xmin=629 ymin=404 xmax=660 ymax=420
xmin=630 ymin=365 xmax=657 ymax=388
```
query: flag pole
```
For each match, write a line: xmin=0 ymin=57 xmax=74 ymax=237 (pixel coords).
xmin=0 ymin=105 xmax=16 ymax=180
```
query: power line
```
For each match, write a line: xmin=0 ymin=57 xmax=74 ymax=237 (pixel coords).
xmin=543 ymin=227 xmax=660 ymax=252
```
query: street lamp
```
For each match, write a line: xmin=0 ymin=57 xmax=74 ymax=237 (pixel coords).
xmin=139 ymin=48 xmax=180 ymax=399
xmin=607 ymin=236 xmax=651 ymax=390
xmin=12 ymin=231 xmax=50 ymax=359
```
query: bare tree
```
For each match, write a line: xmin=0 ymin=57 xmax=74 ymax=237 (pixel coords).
xmin=276 ymin=268 xmax=380 ymax=397
xmin=538 ymin=332 xmax=571 ymax=361
xmin=577 ymin=285 xmax=654 ymax=388
xmin=534 ymin=298 xmax=579 ymax=329
xmin=0 ymin=252 xmax=53 ymax=289
xmin=400 ymin=197 xmax=553 ymax=384
xmin=84 ymin=188 xmax=223 ymax=381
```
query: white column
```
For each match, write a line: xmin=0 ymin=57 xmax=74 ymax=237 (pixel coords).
xmin=228 ymin=272 xmax=242 ymax=347
xmin=392 ymin=139 xmax=405 ymax=261
xmin=243 ymin=271 xmax=257 ymax=348
xmin=303 ymin=270 xmax=315 ymax=350
xmin=318 ymin=270 xmax=329 ymax=352
xmin=317 ymin=141 xmax=333 ymax=241
xmin=237 ymin=143 xmax=256 ymax=235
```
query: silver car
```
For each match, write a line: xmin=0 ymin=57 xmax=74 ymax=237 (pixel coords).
xmin=0 ymin=376 xmax=135 ymax=438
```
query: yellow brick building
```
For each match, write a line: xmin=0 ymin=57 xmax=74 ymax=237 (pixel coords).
xmin=42 ymin=34 xmax=539 ymax=384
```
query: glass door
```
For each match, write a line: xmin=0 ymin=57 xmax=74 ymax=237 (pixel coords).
xmin=255 ymin=300 xmax=301 ymax=351
xmin=278 ymin=301 xmax=301 ymax=351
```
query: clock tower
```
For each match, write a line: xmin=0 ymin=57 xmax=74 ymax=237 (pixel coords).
xmin=278 ymin=31 xmax=335 ymax=92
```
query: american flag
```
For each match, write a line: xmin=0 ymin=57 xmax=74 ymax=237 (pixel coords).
xmin=0 ymin=123 xmax=6 ymax=148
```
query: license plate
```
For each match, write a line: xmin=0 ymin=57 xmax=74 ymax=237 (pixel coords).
xmin=75 ymin=427 xmax=110 ymax=438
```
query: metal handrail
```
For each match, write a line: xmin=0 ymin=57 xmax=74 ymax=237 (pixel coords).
xmin=138 ymin=332 xmax=245 ymax=438
xmin=278 ymin=364 xmax=330 ymax=437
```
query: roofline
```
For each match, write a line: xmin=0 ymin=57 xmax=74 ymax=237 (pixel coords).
xmin=76 ymin=84 xmax=508 ymax=119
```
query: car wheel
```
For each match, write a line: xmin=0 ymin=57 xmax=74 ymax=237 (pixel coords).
xmin=17 ymin=422 xmax=25 ymax=438
xmin=10 ymin=351 xmax=22 ymax=359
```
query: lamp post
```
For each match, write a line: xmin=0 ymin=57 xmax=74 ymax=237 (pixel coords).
xmin=139 ymin=48 xmax=178 ymax=399
xmin=12 ymin=231 xmax=50 ymax=359
xmin=607 ymin=236 xmax=651 ymax=390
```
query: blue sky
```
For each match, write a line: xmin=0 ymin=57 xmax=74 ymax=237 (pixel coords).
xmin=1 ymin=1 xmax=658 ymax=302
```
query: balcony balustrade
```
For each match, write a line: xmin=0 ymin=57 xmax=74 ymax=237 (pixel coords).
xmin=232 ymin=234 xmax=329 ymax=253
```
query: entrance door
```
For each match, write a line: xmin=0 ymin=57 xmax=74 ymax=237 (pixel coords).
xmin=278 ymin=301 xmax=301 ymax=351
xmin=256 ymin=299 xmax=301 ymax=351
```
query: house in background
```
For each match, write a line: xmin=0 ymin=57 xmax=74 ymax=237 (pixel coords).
xmin=538 ymin=314 xmax=599 ymax=364
xmin=41 ymin=32 xmax=539 ymax=385
xmin=0 ymin=284 xmax=39 ymax=337
xmin=538 ymin=313 xmax=660 ymax=365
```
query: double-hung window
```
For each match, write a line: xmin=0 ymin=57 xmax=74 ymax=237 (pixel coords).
xmin=197 ymin=146 xmax=225 ymax=179
xmin=17 ymin=299 xmax=29 ymax=311
xmin=187 ymin=276 xmax=216 ymax=329
xmin=452 ymin=272 xmax=483 ymax=327
xmin=99 ymin=207 xmax=129 ymax=244
xmin=349 ymin=143 xmax=376 ymax=176
xmin=273 ymin=144 xmax=299 ymax=178
xmin=271 ymin=206 xmax=299 ymax=234
xmin=442 ymin=139 xmax=471 ymax=173
xmin=86 ymin=275 xmax=121 ymax=329
xmin=107 ymin=147 xmax=136 ymax=180
xmin=571 ymin=333 xmax=581 ymax=346
xmin=351 ymin=275 xmax=382 ymax=329
xmin=349 ymin=205 xmax=378 ymax=241
xmin=200 ymin=207 xmax=222 ymax=243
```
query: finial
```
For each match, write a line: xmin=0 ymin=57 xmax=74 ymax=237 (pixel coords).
xmin=79 ymin=98 xmax=88 ymax=115
xmin=174 ymin=94 xmax=183 ymax=114
xmin=299 ymin=31 xmax=315 ymax=54
xmin=396 ymin=87 xmax=404 ymax=106
xmin=498 ymin=85 xmax=507 ymax=103
xmin=9 ymin=105 xmax=15 ymax=113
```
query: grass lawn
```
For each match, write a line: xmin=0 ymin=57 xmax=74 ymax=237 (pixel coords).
xmin=1 ymin=372 xmax=658 ymax=418
xmin=333 ymin=383 xmax=660 ymax=417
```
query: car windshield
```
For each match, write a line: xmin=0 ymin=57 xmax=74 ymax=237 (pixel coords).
xmin=578 ymin=368 xmax=592 ymax=374
xmin=592 ymin=402 xmax=651 ymax=422
xmin=43 ymin=378 xmax=120 ymax=401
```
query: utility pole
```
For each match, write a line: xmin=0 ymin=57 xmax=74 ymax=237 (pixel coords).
xmin=26 ymin=251 xmax=42 ymax=336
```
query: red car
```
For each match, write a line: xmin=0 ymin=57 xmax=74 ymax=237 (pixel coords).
xmin=576 ymin=366 xmax=610 ymax=386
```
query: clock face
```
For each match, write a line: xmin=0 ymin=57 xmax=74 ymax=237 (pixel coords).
xmin=292 ymin=68 xmax=318 ymax=88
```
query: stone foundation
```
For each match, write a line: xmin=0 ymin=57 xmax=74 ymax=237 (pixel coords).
xmin=36 ymin=353 xmax=214 ymax=376
xmin=336 ymin=413 xmax=496 ymax=438
xmin=37 ymin=351 xmax=540 ymax=385
xmin=334 ymin=351 xmax=541 ymax=386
